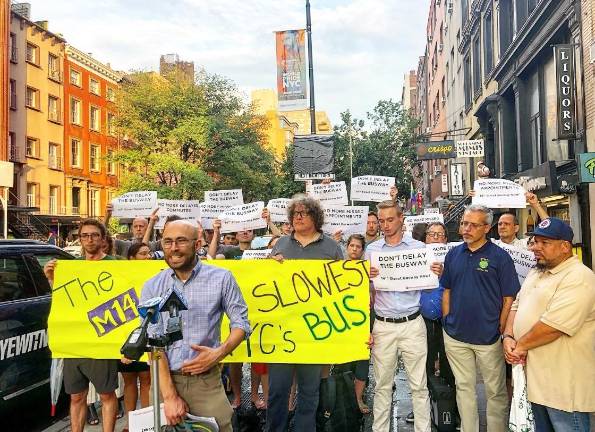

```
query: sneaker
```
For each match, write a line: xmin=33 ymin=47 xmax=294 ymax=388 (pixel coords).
xmin=405 ymin=411 xmax=414 ymax=423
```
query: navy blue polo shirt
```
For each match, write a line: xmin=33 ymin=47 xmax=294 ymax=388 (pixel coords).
xmin=440 ymin=240 xmax=520 ymax=345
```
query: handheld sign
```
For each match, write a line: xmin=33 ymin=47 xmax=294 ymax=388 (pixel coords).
xmin=154 ymin=199 xmax=201 ymax=229
xmin=241 ymin=249 xmax=272 ymax=259
xmin=427 ymin=242 xmax=462 ymax=263
xmin=267 ymin=198 xmax=290 ymax=223
xmin=423 ymin=207 xmax=440 ymax=215
xmin=322 ymin=206 xmax=368 ymax=236
xmin=204 ymin=189 xmax=244 ymax=207
xmin=311 ymin=181 xmax=348 ymax=206
xmin=350 ymin=176 xmax=395 ymax=202
xmin=496 ymin=242 xmax=536 ymax=284
xmin=111 ymin=191 xmax=157 ymax=218
xmin=472 ymin=179 xmax=526 ymax=208
xmin=404 ymin=214 xmax=444 ymax=232
xmin=371 ymin=248 xmax=438 ymax=291
xmin=218 ymin=201 xmax=267 ymax=234
xmin=200 ymin=203 xmax=230 ymax=230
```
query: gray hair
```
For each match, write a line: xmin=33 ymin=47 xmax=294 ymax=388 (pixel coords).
xmin=464 ymin=204 xmax=494 ymax=226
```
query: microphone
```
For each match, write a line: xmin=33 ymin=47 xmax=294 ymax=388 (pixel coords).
xmin=120 ymin=297 xmax=161 ymax=361
xmin=159 ymin=285 xmax=189 ymax=344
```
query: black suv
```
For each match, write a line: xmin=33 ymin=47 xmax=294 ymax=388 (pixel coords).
xmin=0 ymin=240 xmax=73 ymax=414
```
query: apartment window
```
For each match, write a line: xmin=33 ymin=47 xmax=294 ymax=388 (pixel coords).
xmin=49 ymin=186 xmax=59 ymax=214
xmin=472 ymin=35 xmax=482 ymax=97
xmin=500 ymin=0 xmax=515 ymax=54
xmin=70 ymin=97 xmax=81 ymax=125
xmin=48 ymin=54 xmax=61 ymax=82
xmin=8 ymin=132 xmax=17 ymax=161
xmin=70 ymin=68 xmax=81 ymax=86
xmin=26 ymin=86 xmax=40 ymax=109
xmin=26 ymin=183 xmax=38 ymax=207
xmin=89 ymin=189 xmax=99 ymax=217
xmin=107 ymin=112 xmax=116 ymax=136
xmin=9 ymin=79 xmax=17 ymax=109
xmin=89 ymin=78 xmax=101 ymax=95
xmin=48 ymin=95 xmax=61 ymax=123
xmin=106 ymin=87 xmax=115 ymax=102
xmin=441 ymin=77 xmax=446 ymax=104
xmin=484 ymin=11 xmax=494 ymax=76
xmin=26 ymin=42 xmax=39 ymax=65
xmin=90 ymin=106 xmax=100 ymax=131
xmin=90 ymin=144 xmax=100 ymax=171
xmin=71 ymin=138 xmax=81 ymax=167
xmin=26 ymin=137 xmax=39 ymax=158
xmin=72 ymin=187 xmax=80 ymax=214
xmin=463 ymin=55 xmax=472 ymax=108
xmin=49 ymin=143 xmax=61 ymax=170
xmin=107 ymin=149 xmax=116 ymax=175
xmin=9 ymin=33 xmax=17 ymax=63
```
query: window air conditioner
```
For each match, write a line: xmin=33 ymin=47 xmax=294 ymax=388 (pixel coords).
xmin=434 ymin=166 xmax=441 ymax=175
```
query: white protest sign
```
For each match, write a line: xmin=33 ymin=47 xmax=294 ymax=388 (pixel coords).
xmin=404 ymin=214 xmax=444 ymax=231
xmin=129 ymin=404 xmax=166 ymax=432
xmin=267 ymin=198 xmax=290 ymax=223
xmin=350 ymin=176 xmax=395 ymax=202
xmin=200 ymin=203 xmax=230 ymax=230
xmin=218 ymin=201 xmax=267 ymax=234
xmin=154 ymin=199 xmax=201 ymax=229
xmin=111 ymin=191 xmax=157 ymax=218
xmin=204 ymin=189 xmax=244 ymax=206
xmin=322 ymin=206 xmax=368 ymax=236
xmin=427 ymin=242 xmax=462 ymax=263
xmin=371 ymin=248 xmax=438 ymax=291
xmin=241 ymin=249 xmax=272 ymax=259
xmin=497 ymin=242 xmax=536 ymax=284
xmin=311 ymin=181 xmax=348 ymax=206
xmin=424 ymin=207 xmax=440 ymax=215
xmin=456 ymin=139 xmax=484 ymax=157
xmin=472 ymin=179 xmax=527 ymax=208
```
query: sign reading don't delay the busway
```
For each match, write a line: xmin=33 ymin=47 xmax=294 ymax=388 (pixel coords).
xmin=350 ymin=176 xmax=394 ymax=202
xmin=371 ymin=248 xmax=438 ymax=291
xmin=48 ymin=260 xmax=371 ymax=364
xmin=111 ymin=191 xmax=157 ymax=218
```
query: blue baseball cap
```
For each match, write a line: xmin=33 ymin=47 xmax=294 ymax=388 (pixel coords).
xmin=527 ymin=217 xmax=573 ymax=242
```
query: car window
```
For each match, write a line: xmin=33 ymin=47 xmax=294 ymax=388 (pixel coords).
xmin=33 ymin=253 xmax=69 ymax=268
xmin=0 ymin=257 xmax=38 ymax=302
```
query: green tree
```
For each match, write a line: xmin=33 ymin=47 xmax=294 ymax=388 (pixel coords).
xmin=112 ymin=70 xmax=276 ymax=201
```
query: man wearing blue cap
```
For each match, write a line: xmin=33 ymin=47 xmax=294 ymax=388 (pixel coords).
xmin=503 ymin=218 xmax=595 ymax=432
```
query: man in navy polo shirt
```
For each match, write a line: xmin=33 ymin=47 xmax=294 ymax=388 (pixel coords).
xmin=441 ymin=204 xmax=520 ymax=432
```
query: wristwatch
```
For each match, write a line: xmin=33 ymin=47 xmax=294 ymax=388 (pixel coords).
xmin=501 ymin=333 xmax=515 ymax=342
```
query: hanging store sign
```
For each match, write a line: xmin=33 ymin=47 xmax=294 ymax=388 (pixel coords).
xmin=449 ymin=163 xmax=465 ymax=196
xmin=554 ymin=44 xmax=576 ymax=139
xmin=456 ymin=139 xmax=484 ymax=158
xmin=415 ymin=140 xmax=456 ymax=160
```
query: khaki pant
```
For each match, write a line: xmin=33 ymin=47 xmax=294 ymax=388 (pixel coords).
xmin=371 ymin=315 xmax=431 ymax=432
xmin=154 ymin=368 xmax=233 ymax=432
xmin=443 ymin=331 xmax=507 ymax=432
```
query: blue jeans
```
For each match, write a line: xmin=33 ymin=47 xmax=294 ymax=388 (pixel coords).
xmin=266 ymin=363 xmax=322 ymax=432
xmin=532 ymin=403 xmax=591 ymax=432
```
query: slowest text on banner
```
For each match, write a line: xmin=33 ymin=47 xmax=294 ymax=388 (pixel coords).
xmin=48 ymin=260 xmax=370 ymax=364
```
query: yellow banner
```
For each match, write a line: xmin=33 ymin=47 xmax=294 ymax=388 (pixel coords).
xmin=48 ymin=260 xmax=370 ymax=364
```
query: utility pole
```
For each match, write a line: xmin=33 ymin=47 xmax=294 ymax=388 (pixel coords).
xmin=306 ymin=0 xmax=316 ymax=134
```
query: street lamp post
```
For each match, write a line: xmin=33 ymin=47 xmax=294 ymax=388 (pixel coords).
xmin=306 ymin=0 xmax=316 ymax=134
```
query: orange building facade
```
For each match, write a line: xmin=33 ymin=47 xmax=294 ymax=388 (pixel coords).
xmin=63 ymin=45 xmax=122 ymax=219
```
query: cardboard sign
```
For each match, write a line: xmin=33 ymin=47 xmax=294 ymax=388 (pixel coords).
xmin=350 ymin=176 xmax=395 ymax=202
xmin=456 ymin=139 xmax=485 ymax=158
xmin=267 ymin=198 xmax=290 ymax=223
xmin=371 ymin=248 xmax=438 ymax=291
xmin=154 ymin=199 xmax=201 ymax=229
xmin=218 ymin=202 xmax=267 ymax=234
xmin=204 ymin=189 xmax=244 ymax=207
xmin=322 ymin=206 xmax=368 ymax=236
xmin=427 ymin=242 xmax=462 ymax=263
xmin=48 ymin=260 xmax=371 ymax=364
xmin=404 ymin=214 xmax=444 ymax=232
xmin=311 ymin=181 xmax=348 ymax=206
xmin=200 ymin=203 xmax=230 ymax=230
xmin=241 ymin=249 xmax=272 ymax=259
xmin=497 ymin=242 xmax=536 ymax=284
xmin=111 ymin=191 xmax=157 ymax=218
xmin=472 ymin=179 xmax=527 ymax=208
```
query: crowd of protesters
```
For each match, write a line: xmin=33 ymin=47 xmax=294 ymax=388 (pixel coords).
xmin=41 ymin=184 xmax=595 ymax=432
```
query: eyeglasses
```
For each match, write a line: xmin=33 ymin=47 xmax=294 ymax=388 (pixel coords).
xmin=161 ymin=237 xmax=197 ymax=249
xmin=80 ymin=233 xmax=101 ymax=240
xmin=426 ymin=232 xmax=446 ymax=238
xmin=293 ymin=210 xmax=311 ymax=219
xmin=460 ymin=221 xmax=487 ymax=229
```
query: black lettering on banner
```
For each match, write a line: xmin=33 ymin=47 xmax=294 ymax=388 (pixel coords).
xmin=282 ymin=330 xmax=296 ymax=353
xmin=252 ymin=283 xmax=280 ymax=313
xmin=292 ymin=272 xmax=311 ymax=302
xmin=52 ymin=272 xmax=115 ymax=307
xmin=259 ymin=323 xmax=275 ymax=354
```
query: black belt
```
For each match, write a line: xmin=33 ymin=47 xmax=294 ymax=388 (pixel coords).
xmin=375 ymin=311 xmax=420 ymax=324
xmin=171 ymin=367 xmax=214 ymax=377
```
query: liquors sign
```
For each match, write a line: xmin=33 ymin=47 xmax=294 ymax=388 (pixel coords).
xmin=555 ymin=44 xmax=576 ymax=139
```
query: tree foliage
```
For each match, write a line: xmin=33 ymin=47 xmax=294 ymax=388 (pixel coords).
xmin=113 ymin=71 xmax=277 ymax=201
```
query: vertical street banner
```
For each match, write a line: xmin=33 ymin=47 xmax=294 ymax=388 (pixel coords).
xmin=554 ymin=44 xmax=576 ymax=139
xmin=449 ymin=163 xmax=465 ymax=196
xmin=275 ymin=29 xmax=307 ymax=111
